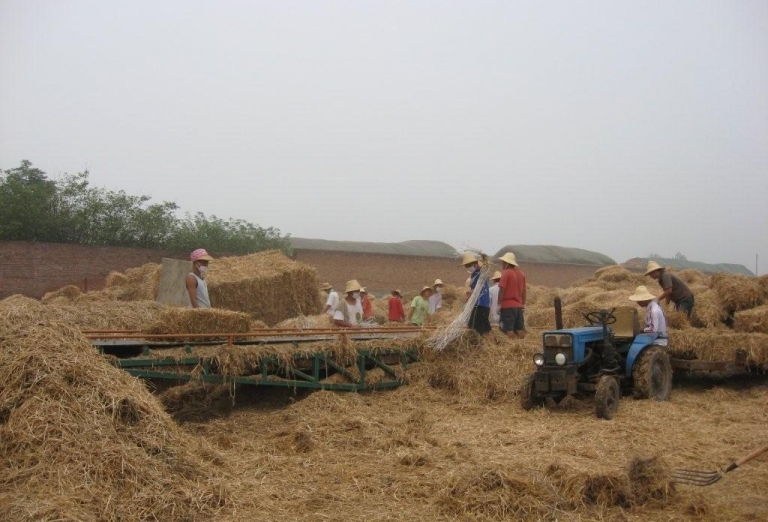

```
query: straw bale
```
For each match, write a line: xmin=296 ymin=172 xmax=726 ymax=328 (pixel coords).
xmin=275 ymin=314 xmax=331 ymax=329
xmin=668 ymin=330 xmax=768 ymax=366
xmin=665 ymin=308 xmax=692 ymax=330
xmin=105 ymin=270 xmax=128 ymax=287
xmin=595 ymin=265 xmax=645 ymax=285
xmin=118 ymin=262 xmax=162 ymax=300
xmin=676 ymin=269 xmax=706 ymax=286
xmin=733 ymin=305 xmax=768 ymax=334
xmin=690 ymin=289 xmax=729 ymax=328
xmin=145 ymin=308 xmax=252 ymax=335
xmin=250 ymin=319 xmax=268 ymax=329
xmin=41 ymin=284 xmax=82 ymax=303
xmin=0 ymin=322 xmax=233 ymax=521
xmin=206 ymin=250 xmax=322 ymax=326
xmin=759 ymin=274 xmax=768 ymax=300
xmin=710 ymin=273 xmax=764 ymax=312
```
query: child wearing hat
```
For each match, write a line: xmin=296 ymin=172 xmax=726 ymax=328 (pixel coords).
xmin=629 ymin=285 xmax=668 ymax=346
xmin=388 ymin=289 xmax=406 ymax=322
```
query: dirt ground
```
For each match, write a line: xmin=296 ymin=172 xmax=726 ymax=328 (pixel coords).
xmin=165 ymin=332 xmax=768 ymax=522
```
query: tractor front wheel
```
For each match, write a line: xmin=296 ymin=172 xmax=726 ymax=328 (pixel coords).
xmin=595 ymin=375 xmax=620 ymax=420
xmin=632 ymin=346 xmax=672 ymax=401
xmin=521 ymin=374 xmax=545 ymax=411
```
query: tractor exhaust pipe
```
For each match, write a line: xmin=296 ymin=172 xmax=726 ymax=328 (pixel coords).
xmin=554 ymin=297 xmax=563 ymax=330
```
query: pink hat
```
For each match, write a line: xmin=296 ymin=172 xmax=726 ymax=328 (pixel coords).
xmin=190 ymin=248 xmax=213 ymax=262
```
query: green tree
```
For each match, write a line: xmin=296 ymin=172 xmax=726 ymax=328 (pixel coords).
xmin=0 ymin=160 xmax=58 ymax=241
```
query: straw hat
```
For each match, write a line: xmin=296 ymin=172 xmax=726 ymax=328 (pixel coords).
xmin=433 ymin=279 xmax=444 ymax=287
xmin=629 ymin=285 xmax=657 ymax=302
xmin=392 ymin=289 xmax=402 ymax=296
xmin=498 ymin=252 xmax=518 ymax=266
xmin=360 ymin=287 xmax=367 ymax=294
xmin=420 ymin=285 xmax=432 ymax=295
xmin=345 ymin=279 xmax=362 ymax=293
xmin=321 ymin=282 xmax=332 ymax=291
xmin=190 ymin=248 xmax=213 ymax=262
xmin=645 ymin=260 xmax=663 ymax=275
xmin=492 ymin=271 xmax=502 ymax=280
xmin=459 ymin=253 xmax=478 ymax=266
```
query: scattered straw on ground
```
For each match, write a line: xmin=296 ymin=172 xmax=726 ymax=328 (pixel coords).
xmin=0 ymin=322 xmax=234 ymax=521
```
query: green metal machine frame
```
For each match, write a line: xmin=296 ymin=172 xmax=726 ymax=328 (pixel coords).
xmin=92 ymin=331 xmax=422 ymax=392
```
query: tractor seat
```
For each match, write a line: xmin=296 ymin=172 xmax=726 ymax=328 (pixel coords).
xmin=611 ymin=306 xmax=639 ymax=339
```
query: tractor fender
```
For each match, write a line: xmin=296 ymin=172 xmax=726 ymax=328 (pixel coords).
xmin=625 ymin=333 xmax=663 ymax=377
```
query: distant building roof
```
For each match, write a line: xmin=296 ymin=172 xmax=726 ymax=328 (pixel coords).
xmin=494 ymin=245 xmax=616 ymax=266
xmin=290 ymin=238 xmax=458 ymax=258
xmin=623 ymin=257 xmax=754 ymax=276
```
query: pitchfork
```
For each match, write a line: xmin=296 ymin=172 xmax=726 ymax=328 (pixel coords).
xmin=670 ymin=443 xmax=768 ymax=486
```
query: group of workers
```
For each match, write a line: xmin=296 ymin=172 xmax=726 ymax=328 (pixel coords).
xmin=185 ymin=247 xmax=696 ymax=345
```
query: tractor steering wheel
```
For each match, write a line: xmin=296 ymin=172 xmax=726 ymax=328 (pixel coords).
xmin=584 ymin=309 xmax=617 ymax=326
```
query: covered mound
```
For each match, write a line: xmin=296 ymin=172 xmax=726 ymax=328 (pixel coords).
xmin=145 ymin=308 xmax=252 ymax=335
xmin=0 ymin=323 xmax=233 ymax=521
xmin=207 ymin=250 xmax=322 ymax=325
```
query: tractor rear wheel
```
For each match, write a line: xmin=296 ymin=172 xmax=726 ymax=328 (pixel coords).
xmin=595 ymin=375 xmax=620 ymax=420
xmin=521 ymin=374 xmax=545 ymax=411
xmin=632 ymin=346 xmax=672 ymax=401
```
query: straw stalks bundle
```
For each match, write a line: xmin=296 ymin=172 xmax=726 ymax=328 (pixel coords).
xmin=118 ymin=262 xmax=162 ymax=300
xmin=665 ymin=308 xmax=692 ymax=330
xmin=668 ymin=330 xmax=768 ymax=366
xmin=105 ymin=270 xmax=128 ymax=287
xmin=733 ymin=305 xmax=768 ymax=334
xmin=689 ymin=289 xmax=730 ymax=328
xmin=0 ymin=322 xmax=233 ymax=521
xmin=145 ymin=308 xmax=252 ymax=335
xmin=0 ymin=297 xmax=168 ymax=332
xmin=595 ymin=265 xmax=645 ymax=286
xmin=41 ymin=284 xmax=82 ymax=303
xmin=676 ymin=269 xmax=706 ymax=286
xmin=206 ymin=250 xmax=322 ymax=325
xmin=275 ymin=314 xmax=332 ymax=329
xmin=710 ymin=273 xmax=764 ymax=312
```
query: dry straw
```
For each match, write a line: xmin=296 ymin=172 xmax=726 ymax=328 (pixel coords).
xmin=206 ymin=250 xmax=322 ymax=325
xmin=733 ymin=305 xmax=768 ymax=334
xmin=0 ymin=322 xmax=234 ymax=521
xmin=145 ymin=308 xmax=253 ymax=336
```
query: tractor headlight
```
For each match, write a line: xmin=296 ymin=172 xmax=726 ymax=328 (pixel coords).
xmin=555 ymin=352 xmax=567 ymax=366
xmin=533 ymin=353 xmax=545 ymax=367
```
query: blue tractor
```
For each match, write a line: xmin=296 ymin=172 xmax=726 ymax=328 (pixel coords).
xmin=522 ymin=303 xmax=672 ymax=419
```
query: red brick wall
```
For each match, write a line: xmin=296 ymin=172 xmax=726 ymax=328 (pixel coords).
xmin=292 ymin=250 xmax=602 ymax=296
xmin=0 ymin=241 xmax=606 ymax=300
xmin=0 ymin=241 xmax=188 ymax=299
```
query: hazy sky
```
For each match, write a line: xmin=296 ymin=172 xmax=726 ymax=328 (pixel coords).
xmin=2 ymin=1 xmax=766 ymax=274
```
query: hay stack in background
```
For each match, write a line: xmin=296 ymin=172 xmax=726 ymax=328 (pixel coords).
xmin=733 ymin=306 xmax=768 ymax=334
xmin=145 ymin=308 xmax=252 ymax=335
xmin=104 ymin=270 xmax=129 ymax=288
xmin=0 ymin=322 xmax=233 ymax=521
xmin=207 ymin=250 xmax=322 ymax=326
xmin=595 ymin=265 xmax=645 ymax=286
xmin=668 ymin=330 xmax=768 ymax=366
xmin=41 ymin=284 xmax=82 ymax=303
xmin=275 ymin=314 xmax=331 ymax=329
xmin=709 ymin=273 xmax=764 ymax=312
xmin=676 ymin=269 xmax=706 ymax=286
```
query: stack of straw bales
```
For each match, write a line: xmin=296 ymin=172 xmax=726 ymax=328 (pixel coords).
xmin=0 ymin=322 xmax=233 ymax=521
xmin=207 ymin=250 xmax=322 ymax=325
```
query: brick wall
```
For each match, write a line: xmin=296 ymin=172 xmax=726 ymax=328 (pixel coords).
xmin=0 ymin=241 xmax=606 ymax=300
xmin=0 ymin=241 xmax=188 ymax=299
xmin=292 ymin=250 xmax=602 ymax=296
